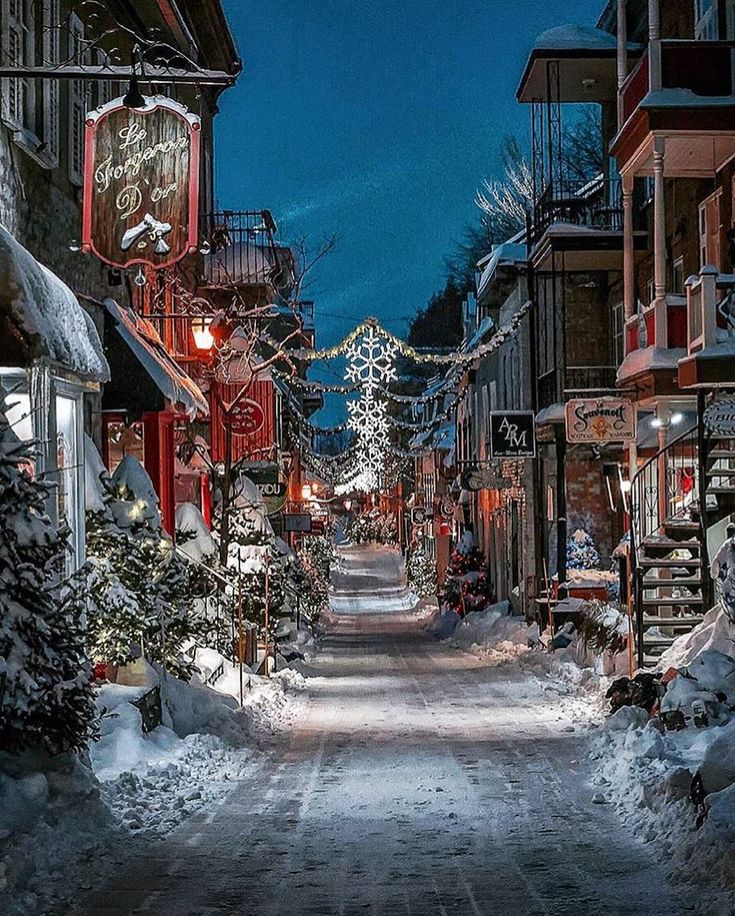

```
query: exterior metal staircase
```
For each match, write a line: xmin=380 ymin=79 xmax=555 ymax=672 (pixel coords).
xmin=631 ymin=424 xmax=735 ymax=668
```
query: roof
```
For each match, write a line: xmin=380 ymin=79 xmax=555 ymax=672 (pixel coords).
xmin=0 ymin=225 xmax=109 ymax=380
xmin=476 ymin=242 xmax=527 ymax=300
xmin=517 ymin=25 xmax=641 ymax=103
xmin=103 ymin=298 xmax=208 ymax=419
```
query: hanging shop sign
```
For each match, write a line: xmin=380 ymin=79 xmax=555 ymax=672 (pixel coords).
xmin=226 ymin=398 xmax=265 ymax=436
xmin=411 ymin=507 xmax=428 ymax=526
xmin=565 ymin=397 xmax=635 ymax=444
xmin=243 ymin=463 xmax=288 ymax=516
xmin=82 ymin=96 xmax=200 ymax=270
xmin=439 ymin=495 xmax=455 ymax=520
xmin=704 ymin=396 xmax=735 ymax=437
xmin=489 ymin=412 xmax=536 ymax=459
xmin=284 ymin=513 xmax=312 ymax=533
xmin=461 ymin=465 xmax=513 ymax=492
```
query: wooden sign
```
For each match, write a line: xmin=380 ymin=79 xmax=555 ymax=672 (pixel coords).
xmin=82 ymin=96 xmax=200 ymax=270
xmin=565 ymin=398 xmax=635 ymax=444
xmin=226 ymin=399 xmax=265 ymax=436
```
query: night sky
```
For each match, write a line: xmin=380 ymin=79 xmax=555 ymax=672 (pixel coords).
xmin=216 ymin=1 xmax=595 ymax=413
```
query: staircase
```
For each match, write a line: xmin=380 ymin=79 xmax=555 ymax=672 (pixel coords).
xmin=631 ymin=425 xmax=735 ymax=668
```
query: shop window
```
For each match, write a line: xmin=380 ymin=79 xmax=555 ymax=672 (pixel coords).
xmin=56 ymin=393 xmax=82 ymax=569
xmin=4 ymin=390 xmax=34 ymax=476
xmin=106 ymin=419 xmax=145 ymax=472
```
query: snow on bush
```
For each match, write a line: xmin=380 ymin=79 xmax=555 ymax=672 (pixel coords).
xmin=0 ymin=397 xmax=96 ymax=755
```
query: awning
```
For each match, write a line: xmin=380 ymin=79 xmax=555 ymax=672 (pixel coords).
xmin=0 ymin=224 xmax=109 ymax=381
xmin=103 ymin=298 xmax=208 ymax=419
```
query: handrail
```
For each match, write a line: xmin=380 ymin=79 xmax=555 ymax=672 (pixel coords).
xmin=630 ymin=423 xmax=698 ymax=553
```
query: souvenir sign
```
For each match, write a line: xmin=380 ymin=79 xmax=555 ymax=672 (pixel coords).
xmin=82 ymin=96 xmax=200 ymax=269
xmin=565 ymin=398 xmax=635 ymax=444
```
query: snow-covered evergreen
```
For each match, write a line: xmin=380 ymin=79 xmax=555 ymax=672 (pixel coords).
xmin=566 ymin=528 xmax=601 ymax=571
xmin=0 ymin=394 xmax=96 ymax=753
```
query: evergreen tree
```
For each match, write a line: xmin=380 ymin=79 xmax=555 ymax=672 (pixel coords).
xmin=0 ymin=397 xmax=96 ymax=754
xmin=566 ymin=528 xmax=601 ymax=571
xmin=407 ymin=542 xmax=437 ymax=598
xmin=84 ymin=455 xmax=205 ymax=679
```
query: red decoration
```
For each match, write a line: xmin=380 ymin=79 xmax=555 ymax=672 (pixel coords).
xmin=226 ymin=398 xmax=266 ymax=435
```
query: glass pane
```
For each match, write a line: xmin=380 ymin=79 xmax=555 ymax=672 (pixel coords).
xmin=106 ymin=419 xmax=145 ymax=471
xmin=56 ymin=394 xmax=79 ymax=567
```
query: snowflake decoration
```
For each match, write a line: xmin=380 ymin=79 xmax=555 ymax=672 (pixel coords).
xmin=347 ymin=397 xmax=389 ymax=436
xmin=345 ymin=326 xmax=398 ymax=391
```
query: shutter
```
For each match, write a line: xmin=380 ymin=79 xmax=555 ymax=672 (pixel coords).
xmin=68 ymin=14 xmax=85 ymax=184
xmin=42 ymin=0 xmax=60 ymax=164
xmin=1 ymin=0 xmax=27 ymax=127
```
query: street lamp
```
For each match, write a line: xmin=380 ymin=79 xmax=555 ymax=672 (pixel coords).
xmin=191 ymin=316 xmax=214 ymax=352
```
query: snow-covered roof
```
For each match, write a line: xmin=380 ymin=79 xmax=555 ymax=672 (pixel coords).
xmin=466 ymin=316 xmax=495 ymax=352
xmin=0 ymin=224 xmax=109 ymax=380
xmin=104 ymin=298 xmax=208 ymax=420
xmin=532 ymin=25 xmax=628 ymax=53
xmin=476 ymin=242 xmax=527 ymax=300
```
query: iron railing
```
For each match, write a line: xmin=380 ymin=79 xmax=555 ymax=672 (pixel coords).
xmin=533 ymin=178 xmax=623 ymax=243
xmin=629 ymin=423 xmax=700 ymax=666
xmin=200 ymin=210 xmax=295 ymax=292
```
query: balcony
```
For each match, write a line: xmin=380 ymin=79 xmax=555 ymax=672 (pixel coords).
xmin=617 ymin=296 xmax=688 ymax=391
xmin=530 ymin=178 xmax=647 ymax=271
xmin=679 ymin=267 xmax=735 ymax=388
xmin=533 ymin=178 xmax=623 ymax=243
xmin=200 ymin=210 xmax=296 ymax=294
xmin=615 ymin=41 xmax=735 ymax=176
xmin=538 ymin=365 xmax=618 ymax=413
xmin=622 ymin=41 xmax=735 ymax=122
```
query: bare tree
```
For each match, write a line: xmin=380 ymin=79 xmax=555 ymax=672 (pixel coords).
xmin=475 ymin=136 xmax=533 ymax=241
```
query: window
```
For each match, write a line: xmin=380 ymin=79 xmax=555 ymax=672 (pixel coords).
xmin=1 ymin=0 xmax=60 ymax=166
xmin=696 ymin=0 xmax=719 ymax=39
xmin=699 ymin=190 xmax=723 ymax=270
xmin=56 ymin=393 xmax=83 ymax=570
xmin=1 ymin=0 xmax=33 ymax=130
xmin=612 ymin=301 xmax=624 ymax=366
xmin=106 ymin=419 xmax=145 ymax=472
xmin=728 ymin=0 xmax=735 ymax=38
xmin=672 ymin=257 xmax=685 ymax=295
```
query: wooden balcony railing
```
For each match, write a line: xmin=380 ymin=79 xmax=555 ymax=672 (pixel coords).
xmin=685 ymin=265 xmax=735 ymax=354
xmin=624 ymin=296 xmax=688 ymax=355
xmin=621 ymin=40 xmax=735 ymax=127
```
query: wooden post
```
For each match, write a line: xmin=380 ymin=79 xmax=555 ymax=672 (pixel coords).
xmin=622 ymin=172 xmax=635 ymax=323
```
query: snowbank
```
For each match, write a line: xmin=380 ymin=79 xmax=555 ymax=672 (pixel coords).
xmin=0 ymin=659 xmax=308 ymax=915
xmin=592 ymin=604 xmax=735 ymax=912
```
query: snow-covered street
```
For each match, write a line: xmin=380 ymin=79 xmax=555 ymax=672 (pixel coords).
xmin=72 ymin=546 xmax=677 ymax=915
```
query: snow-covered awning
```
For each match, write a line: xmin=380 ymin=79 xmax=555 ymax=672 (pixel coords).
xmin=476 ymin=242 xmax=527 ymax=301
xmin=0 ymin=224 xmax=109 ymax=381
xmin=103 ymin=298 xmax=208 ymax=419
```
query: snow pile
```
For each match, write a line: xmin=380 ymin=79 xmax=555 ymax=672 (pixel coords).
xmin=592 ymin=607 xmax=735 ymax=912
xmin=0 ymin=662 xmax=308 ymax=915
xmin=175 ymin=502 xmax=216 ymax=563
xmin=447 ymin=601 xmax=533 ymax=662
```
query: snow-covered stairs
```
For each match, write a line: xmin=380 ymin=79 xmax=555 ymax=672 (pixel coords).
xmin=633 ymin=431 xmax=735 ymax=667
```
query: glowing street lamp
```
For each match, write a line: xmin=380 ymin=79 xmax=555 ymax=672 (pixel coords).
xmin=191 ymin=316 xmax=214 ymax=352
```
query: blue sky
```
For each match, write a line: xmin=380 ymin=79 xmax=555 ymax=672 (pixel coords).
xmin=216 ymin=1 xmax=596 ymax=352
